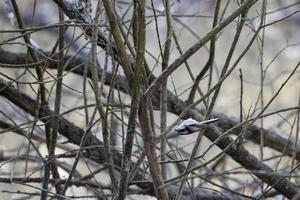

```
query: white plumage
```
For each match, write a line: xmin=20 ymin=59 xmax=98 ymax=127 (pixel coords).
xmin=175 ymin=118 xmax=219 ymax=135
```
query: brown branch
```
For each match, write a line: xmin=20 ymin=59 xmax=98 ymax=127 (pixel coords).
xmin=145 ymin=0 xmax=259 ymax=96
xmin=2 ymin=0 xmax=300 ymax=198
xmin=0 ymin=48 xmax=130 ymax=93
xmin=186 ymin=0 xmax=220 ymax=105
xmin=51 ymin=0 xmax=134 ymax=85
xmin=2 ymin=49 xmax=300 ymax=198
xmin=0 ymin=177 xmax=250 ymax=200
xmin=0 ymin=78 xmax=122 ymax=166
xmin=10 ymin=1 xmax=59 ymax=197
xmin=207 ymin=108 xmax=300 ymax=160
xmin=138 ymin=95 xmax=169 ymax=200
xmin=117 ymin=0 xmax=147 ymax=199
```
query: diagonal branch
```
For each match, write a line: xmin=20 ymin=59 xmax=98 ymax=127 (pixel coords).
xmin=2 ymin=49 xmax=300 ymax=162
xmin=2 ymin=49 xmax=300 ymax=198
xmin=52 ymin=0 xmax=134 ymax=84
xmin=145 ymin=0 xmax=259 ymax=96
xmin=0 ymin=78 xmax=122 ymax=166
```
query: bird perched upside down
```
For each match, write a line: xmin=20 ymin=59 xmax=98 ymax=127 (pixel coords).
xmin=175 ymin=118 xmax=219 ymax=135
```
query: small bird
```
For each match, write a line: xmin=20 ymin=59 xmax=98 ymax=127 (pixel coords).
xmin=175 ymin=118 xmax=219 ymax=135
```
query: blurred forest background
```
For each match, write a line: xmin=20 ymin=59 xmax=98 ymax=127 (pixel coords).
xmin=0 ymin=0 xmax=300 ymax=199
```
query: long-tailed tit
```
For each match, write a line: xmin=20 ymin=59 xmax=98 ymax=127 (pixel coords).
xmin=175 ymin=118 xmax=219 ymax=135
